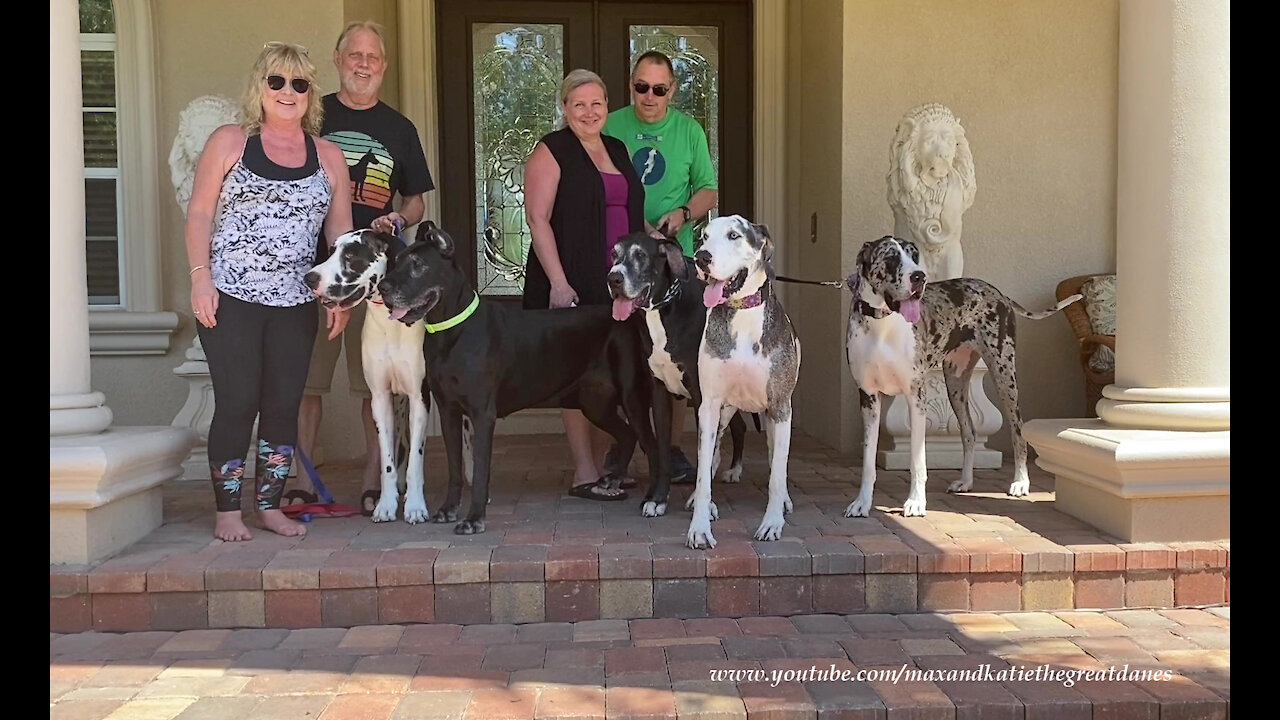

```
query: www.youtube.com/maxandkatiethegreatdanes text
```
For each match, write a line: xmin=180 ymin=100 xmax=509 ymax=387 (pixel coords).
xmin=709 ymin=663 xmax=1176 ymax=688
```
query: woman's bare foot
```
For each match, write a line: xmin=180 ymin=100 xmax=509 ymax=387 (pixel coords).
xmin=258 ymin=509 xmax=308 ymax=537
xmin=214 ymin=511 xmax=253 ymax=541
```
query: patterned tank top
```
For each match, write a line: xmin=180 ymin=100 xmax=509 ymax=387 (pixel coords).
xmin=209 ymin=133 xmax=332 ymax=306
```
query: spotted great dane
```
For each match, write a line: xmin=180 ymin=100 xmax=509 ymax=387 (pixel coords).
xmin=305 ymin=229 xmax=432 ymax=524
xmin=688 ymin=216 xmax=801 ymax=549
xmin=843 ymin=235 xmax=1081 ymax=518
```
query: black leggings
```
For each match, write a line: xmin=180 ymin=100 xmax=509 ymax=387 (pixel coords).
xmin=197 ymin=292 xmax=318 ymax=511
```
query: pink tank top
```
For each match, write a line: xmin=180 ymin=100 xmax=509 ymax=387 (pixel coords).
xmin=601 ymin=171 xmax=630 ymax=267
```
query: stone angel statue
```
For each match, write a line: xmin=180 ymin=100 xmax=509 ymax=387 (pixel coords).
xmin=886 ymin=103 xmax=977 ymax=280
xmin=168 ymin=94 xmax=241 ymax=216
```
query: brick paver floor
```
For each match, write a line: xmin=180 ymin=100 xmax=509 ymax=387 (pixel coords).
xmin=50 ymin=608 xmax=1228 ymax=719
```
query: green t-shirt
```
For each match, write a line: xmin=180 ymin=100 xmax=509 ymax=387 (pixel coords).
xmin=604 ymin=106 xmax=717 ymax=254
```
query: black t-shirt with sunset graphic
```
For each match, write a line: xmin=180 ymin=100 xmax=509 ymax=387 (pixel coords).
xmin=319 ymin=94 xmax=434 ymax=255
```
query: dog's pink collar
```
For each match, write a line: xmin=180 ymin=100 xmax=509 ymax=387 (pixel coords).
xmin=726 ymin=282 xmax=769 ymax=310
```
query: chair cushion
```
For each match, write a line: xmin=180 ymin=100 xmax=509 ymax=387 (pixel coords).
xmin=1080 ymin=275 xmax=1116 ymax=373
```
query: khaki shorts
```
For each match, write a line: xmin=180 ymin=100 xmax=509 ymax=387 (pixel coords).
xmin=303 ymin=301 xmax=371 ymax=398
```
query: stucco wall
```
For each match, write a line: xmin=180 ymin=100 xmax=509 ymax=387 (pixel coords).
xmin=830 ymin=0 xmax=1119 ymax=454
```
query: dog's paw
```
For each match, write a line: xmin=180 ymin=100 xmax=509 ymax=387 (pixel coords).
xmin=720 ymin=464 xmax=743 ymax=483
xmin=947 ymin=477 xmax=974 ymax=494
xmin=1007 ymin=479 xmax=1030 ymax=497
xmin=753 ymin=514 xmax=786 ymax=542
xmin=686 ymin=519 xmax=717 ymax=549
xmin=844 ymin=496 xmax=873 ymax=518
xmin=783 ymin=494 xmax=794 ymax=515
xmin=453 ymin=519 xmax=485 ymax=535
xmin=403 ymin=500 xmax=430 ymax=525
xmin=902 ymin=497 xmax=928 ymax=517
xmin=709 ymin=499 xmax=719 ymax=521
xmin=641 ymin=500 xmax=667 ymax=518
xmin=430 ymin=507 xmax=459 ymax=524
xmin=372 ymin=496 xmax=399 ymax=523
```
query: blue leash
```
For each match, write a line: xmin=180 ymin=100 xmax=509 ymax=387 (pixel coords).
xmin=293 ymin=447 xmax=335 ymax=522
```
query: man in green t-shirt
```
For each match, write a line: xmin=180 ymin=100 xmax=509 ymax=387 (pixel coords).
xmin=604 ymin=51 xmax=718 ymax=256
xmin=604 ymin=50 xmax=718 ymax=482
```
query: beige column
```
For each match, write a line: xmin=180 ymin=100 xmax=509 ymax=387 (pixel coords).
xmin=49 ymin=0 xmax=112 ymax=438
xmin=1024 ymin=0 xmax=1229 ymax=542
xmin=49 ymin=0 xmax=195 ymax=564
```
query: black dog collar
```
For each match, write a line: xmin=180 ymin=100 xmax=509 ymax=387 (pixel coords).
xmin=643 ymin=280 xmax=682 ymax=311
xmin=856 ymin=298 xmax=893 ymax=319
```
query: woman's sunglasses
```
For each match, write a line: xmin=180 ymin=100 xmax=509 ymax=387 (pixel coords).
xmin=633 ymin=81 xmax=670 ymax=97
xmin=266 ymin=75 xmax=311 ymax=94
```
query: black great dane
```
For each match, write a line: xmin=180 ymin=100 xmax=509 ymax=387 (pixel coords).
xmin=377 ymin=222 xmax=658 ymax=534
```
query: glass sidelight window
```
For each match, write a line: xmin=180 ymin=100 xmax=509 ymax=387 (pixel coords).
xmin=472 ymin=23 xmax=564 ymax=296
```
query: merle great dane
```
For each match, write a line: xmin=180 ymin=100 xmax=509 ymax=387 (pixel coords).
xmin=377 ymin=222 xmax=658 ymax=534
xmin=688 ymin=216 xmax=802 ymax=549
xmin=843 ymin=235 xmax=1081 ymax=518
xmin=605 ymin=231 xmax=749 ymax=519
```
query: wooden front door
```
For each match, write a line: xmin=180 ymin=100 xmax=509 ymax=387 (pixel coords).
xmin=436 ymin=0 xmax=752 ymax=298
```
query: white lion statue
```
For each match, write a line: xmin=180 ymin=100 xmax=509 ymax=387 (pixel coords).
xmin=168 ymin=94 xmax=242 ymax=216
xmin=886 ymin=103 xmax=977 ymax=280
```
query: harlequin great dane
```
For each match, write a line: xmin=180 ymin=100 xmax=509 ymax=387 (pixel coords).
xmin=376 ymin=222 xmax=658 ymax=535
xmin=606 ymin=231 xmax=749 ymax=519
xmin=842 ymin=235 xmax=1082 ymax=518
xmin=305 ymin=229 xmax=432 ymax=524
xmin=687 ymin=216 xmax=801 ymax=549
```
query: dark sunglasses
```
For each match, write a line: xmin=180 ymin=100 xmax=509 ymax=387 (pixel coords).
xmin=633 ymin=81 xmax=670 ymax=97
xmin=266 ymin=75 xmax=311 ymax=93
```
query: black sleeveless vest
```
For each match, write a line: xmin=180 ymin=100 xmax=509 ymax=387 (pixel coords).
xmin=522 ymin=127 xmax=645 ymax=308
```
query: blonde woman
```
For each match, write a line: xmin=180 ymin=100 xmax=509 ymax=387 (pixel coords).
xmin=184 ymin=42 xmax=353 ymax=541
xmin=523 ymin=69 xmax=647 ymax=499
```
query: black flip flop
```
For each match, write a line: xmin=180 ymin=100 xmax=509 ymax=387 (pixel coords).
xmin=282 ymin=489 xmax=318 ymax=506
xmin=568 ymin=476 xmax=628 ymax=501
xmin=360 ymin=490 xmax=380 ymax=517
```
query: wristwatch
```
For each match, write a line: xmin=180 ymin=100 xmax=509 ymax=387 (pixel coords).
xmin=680 ymin=205 xmax=692 ymax=223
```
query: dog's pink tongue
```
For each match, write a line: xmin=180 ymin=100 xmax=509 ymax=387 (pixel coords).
xmin=900 ymin=298 xmax=923 ymax=324
xmin=612 ymin=297 xmax=636 ymax=321
xmin=704 ymin=280 xmax=729 ymax=308
xmin=389 ymin=306 xmax=410 ymax=321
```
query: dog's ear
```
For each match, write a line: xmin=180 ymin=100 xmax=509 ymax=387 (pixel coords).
xmin=898 ymin=238 xmax=921 ymax=265
xmin=752 ymin=223 xmax=777 ymax=282
xmin=657 ymin=220 xmax=673 ymax=239
xmin=856 ymin=240 xmax=878 ymax=281
xmin=660 ymin=240 xmax=689 ymax=281
xmin=425 ymin=223 xmax=455 ymax=258
xmin=365 ymin=230 xmax=393 ymax=257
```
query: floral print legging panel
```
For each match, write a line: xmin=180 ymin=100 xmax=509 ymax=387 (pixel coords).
xmin=197 ymin=292 xmax=319 ymax=512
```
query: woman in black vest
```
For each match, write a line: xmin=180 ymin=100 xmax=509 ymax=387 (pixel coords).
xmin=523 ymin=68 xmax=647 ymax=499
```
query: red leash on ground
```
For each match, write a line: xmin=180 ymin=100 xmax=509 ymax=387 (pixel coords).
xmin=279 ymin=448 xmax=361 ymax=521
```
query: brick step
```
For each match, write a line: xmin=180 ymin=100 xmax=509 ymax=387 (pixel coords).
xmin=49 ymin=609 xmax=1231 ymax=719
xmin=51 ymin=437 xmax=1227 ymax=633
xmin=51 ymin=537 xmax=1229 ymax=633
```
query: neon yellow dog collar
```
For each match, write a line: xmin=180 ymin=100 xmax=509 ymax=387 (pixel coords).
xmin=424 ymin=292 xmax=479 ymax=334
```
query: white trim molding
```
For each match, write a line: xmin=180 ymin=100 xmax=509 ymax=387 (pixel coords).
xmin=88 ymin=0 xmax=177 ymax=355
xmin=88 ymin=310 xmax=180 ymax=355
xmin=397 ymin=0 xmax=441 ymax=226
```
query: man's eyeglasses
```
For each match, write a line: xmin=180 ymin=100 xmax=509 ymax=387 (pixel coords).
xmin=266 ymin=75 xmax=311 ymax=93
xmin=633 ymin=81 xmax=670 ymax=97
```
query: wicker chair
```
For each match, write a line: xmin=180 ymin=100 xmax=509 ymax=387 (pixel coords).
xmin=1057 ymin=274 xmax=1115 ymax=415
